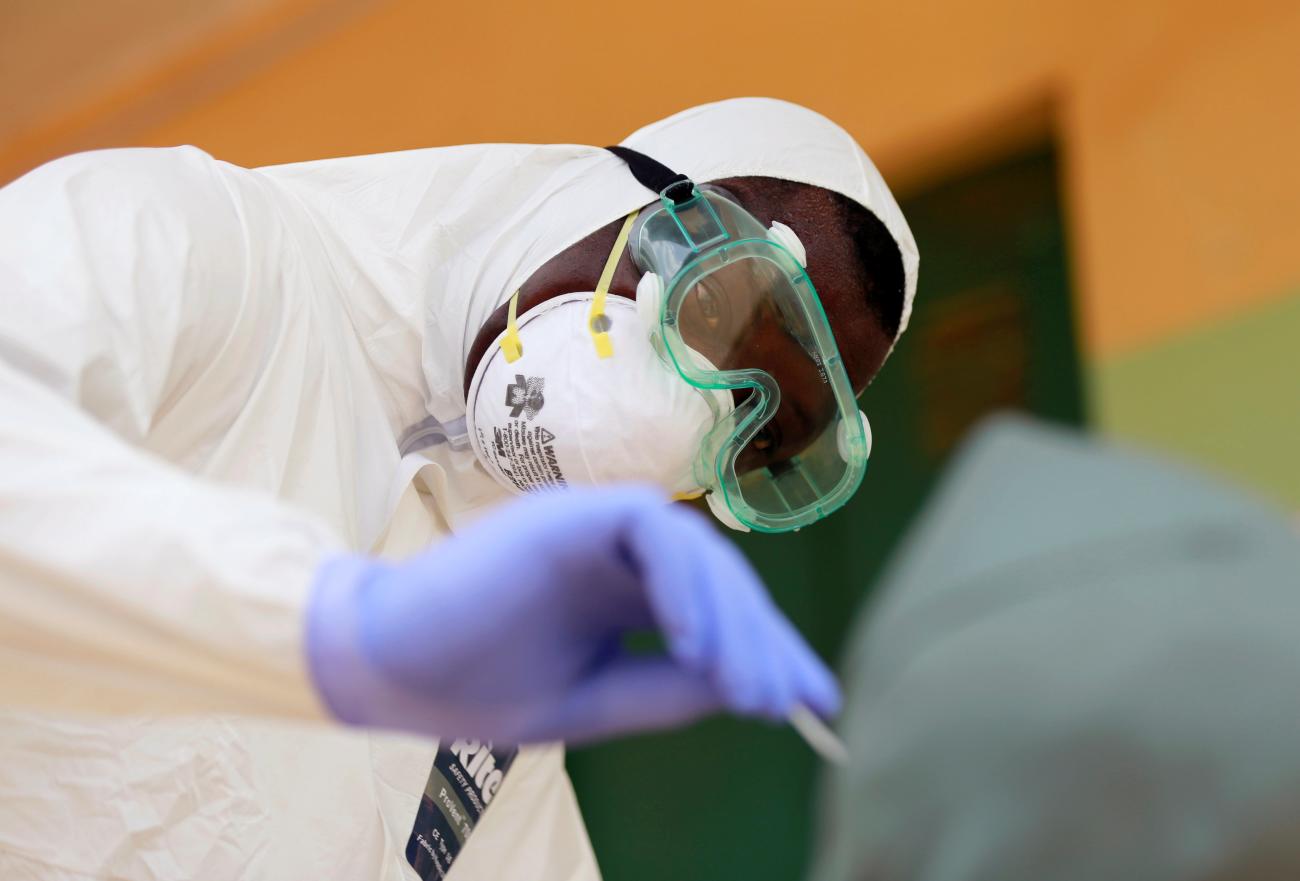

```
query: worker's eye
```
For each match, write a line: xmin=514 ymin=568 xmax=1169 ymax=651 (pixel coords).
xmin=752 ymin=425 xmax=776 ymax=452
xmin=696 ymin=287 xmax=725 ymax=330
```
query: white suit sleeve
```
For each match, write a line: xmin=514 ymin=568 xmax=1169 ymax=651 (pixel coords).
xmin=0 ymin=147 xmax=342 ymax=719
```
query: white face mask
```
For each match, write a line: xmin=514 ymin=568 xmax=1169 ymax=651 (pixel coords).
xmin=465 ymin=292 xmax=731 ymax=497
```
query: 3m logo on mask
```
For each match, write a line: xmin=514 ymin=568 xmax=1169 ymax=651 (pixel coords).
xmin=479 ymin=373 xmax=565 ymax=492
xmin=506 ymin=374 xmax=545 ymax=419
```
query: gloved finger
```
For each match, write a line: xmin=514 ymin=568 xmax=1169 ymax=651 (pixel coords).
xmin=769 ymin=611 xmax=841 ymax=719
xmin=736 ymin=594 xmax=800 ymax=721
xmin=737 ymin=595 xmax=839 ymax=721
xmin=618 ymin=502 xmax=711 ymax=665
xmin=672 ymin=507 xmax=835 ymax=721
xmin=618 ymin=497 xmax=821 ymax=720
xmin=527 ymin=656 xmax=723 ymax=744
xmin=632 ymin=503 xmax=784 ymax=717
xmin=692 ymin=526 xmax=797 ymax=719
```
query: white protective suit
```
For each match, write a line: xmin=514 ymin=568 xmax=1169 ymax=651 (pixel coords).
xmin=0 ymin=97 xmax=917 ymax=880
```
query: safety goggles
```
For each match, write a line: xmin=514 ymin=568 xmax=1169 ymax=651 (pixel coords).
xmin=619 ymin=168 xmax=872 ymax=533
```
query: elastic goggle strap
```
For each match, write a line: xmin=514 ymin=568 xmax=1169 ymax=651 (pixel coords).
xmin=500 ymin=290 xmax=523 ymax=363
xmin=588 ymin=208 xmax=639 ymax=358
xmin=605 ymin=146 xmax=695 ymax=206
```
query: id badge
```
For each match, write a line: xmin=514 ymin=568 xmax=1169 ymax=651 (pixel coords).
xmin=406 ymin=740 xmax=518 ymax=880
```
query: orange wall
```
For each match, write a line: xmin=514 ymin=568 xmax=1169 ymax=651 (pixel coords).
xmin=4 ymin=0 xmax=1299 ymax=357
xmin=1065 ymin=0 xmax=1300 ymax=354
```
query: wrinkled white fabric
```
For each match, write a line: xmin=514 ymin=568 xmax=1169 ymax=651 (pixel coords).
xmin=0 ymin=97 xmax=912 ymax=880
xmin=0 ymin=147 xmax=595 ymax=881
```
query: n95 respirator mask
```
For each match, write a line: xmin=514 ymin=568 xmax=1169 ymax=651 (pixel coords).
xmin=465 ymin=292 xmax=731 ymax=498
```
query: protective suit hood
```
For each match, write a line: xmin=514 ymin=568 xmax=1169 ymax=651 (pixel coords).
xmin=258 ymin=97 xmax=917 ymax=441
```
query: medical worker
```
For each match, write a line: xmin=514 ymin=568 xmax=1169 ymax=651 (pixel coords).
xmin=0 ymin=98 xmax=917 ymax=880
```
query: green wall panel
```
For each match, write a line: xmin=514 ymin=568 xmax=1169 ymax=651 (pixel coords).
xmin=1092 ymin=291 xmax=1300 ymax=509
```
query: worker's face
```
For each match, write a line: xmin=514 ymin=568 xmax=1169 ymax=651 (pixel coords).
xmin=463 ymin=179 xmax=892 ymax=476
xmin=672 ymin=257 xmax=840 ymax=473
xmin=702 ymin=177 xmax=893 ymax=473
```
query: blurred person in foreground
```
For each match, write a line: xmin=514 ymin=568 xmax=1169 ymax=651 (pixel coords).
xmin=812 ymin=416 xmax=1300 ymax=881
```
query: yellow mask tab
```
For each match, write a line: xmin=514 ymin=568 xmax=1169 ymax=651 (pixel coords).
xmin=671 ymin=489 xmax=706 ymax=501
xmin=589 ymin=209 xmax=640 ymax=359
xmin=500 ymin=290 xmax=523 ymax=363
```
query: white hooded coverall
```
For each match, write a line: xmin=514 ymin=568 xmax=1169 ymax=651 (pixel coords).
xmin=0 ymin=98 xmax=917 ymax=880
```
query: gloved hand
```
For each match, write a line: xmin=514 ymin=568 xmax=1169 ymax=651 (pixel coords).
xmin=306 ymin=485 xmax=839 ymax=744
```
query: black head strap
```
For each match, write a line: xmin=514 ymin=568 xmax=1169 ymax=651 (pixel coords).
xmin=605 ymin=145 xmax=695 ymax=206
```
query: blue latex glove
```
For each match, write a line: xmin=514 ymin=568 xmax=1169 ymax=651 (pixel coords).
xmin=306 ymin=485 xmax=839 ymax=744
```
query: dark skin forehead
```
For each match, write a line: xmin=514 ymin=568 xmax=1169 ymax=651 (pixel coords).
xmin=463 ymin=177 xmax=896 ymax=466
